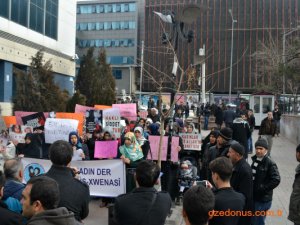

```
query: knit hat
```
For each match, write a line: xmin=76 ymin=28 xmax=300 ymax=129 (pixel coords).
xmin=230 ymin=142 xmax=245 ymax=156
xmin=219 ymin=127 xmax=233 ymax=141
xmin=134 ymin=126 xmax=143 ymax=134
xmin=255 ymin=138 xmax=269 ymax=149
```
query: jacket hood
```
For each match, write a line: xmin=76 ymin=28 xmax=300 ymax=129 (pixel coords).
xmin=3 ymin=180 xmax=25 ymax=200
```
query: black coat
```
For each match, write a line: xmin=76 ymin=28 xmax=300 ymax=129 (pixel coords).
xmin=113 ymin=187 xmax=172 ymax=225
xmin=259 ymin=118 xmax=277 ymax=136
xmin=0 ymin=200 xmax=23 ymax=225
xmin=251 ymin=155 xmax=280 ymax=202
xmin=45 ymin=165 xmax=90 ymax=221
xmin=231 ymin=118 xmax=251 ymax=157
xmin=210 ymin=187 xmax=245 ymax=225
xmin=288 ymin=164 xmax=300 ymax=224
xmin=214 ymin=106 xmax=223 ymax=125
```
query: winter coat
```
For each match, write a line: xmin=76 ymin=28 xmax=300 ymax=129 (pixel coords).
xmin=3 ymin=179 xmax=25 ymax=201
xmin=0 ymin=200 xmax=23 ymax=225
xmin=231 ymin=118 xmax=251 ymax=157
xmin=259 ymin=117 xmax=276 ymax=136
xmin=288 ymin=164 xmax=300 ymax=224
xmin=214 ymin=106 xmax=223 ymax=125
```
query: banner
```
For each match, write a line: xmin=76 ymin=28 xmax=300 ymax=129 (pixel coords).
xmin=21 ymin=112 xmax=46 ymax=129
xmin=15 ymin=111 xmax=49 ymax=125
xmin=94 ymin=140 xmax=118 ymax=158
xmin=179 ymin=133 xmax=202 ymax=151
xmin=103 ymin=108 xmax=121 ymax=139
xmin=112 ymin=103 xmax=137 ymax=121
xmin=85 ymin=110 xmax=103 ymax=133
xmin=147 ymin=135 xmax=179 ymax=162
xmin=56 ymin=113 xmax=84 ymax=136
xmin=22 ymin=158 xmax=126 ymax=197
xmin=75 ymin=104 xmax=95 ymax=114
xmin=44 ymin=118 xmax=79 ymax=144
xmin=94 ymin=105 xmax=112 ymax=110
xmin=3 ymin=116 xmax=17 ymax=127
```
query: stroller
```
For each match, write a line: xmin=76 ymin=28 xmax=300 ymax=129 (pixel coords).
xmin=175 ymin=159 xmax=199 ymax=205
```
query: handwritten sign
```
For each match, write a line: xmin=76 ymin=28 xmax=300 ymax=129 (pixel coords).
xmin=147 ymin=135 xmax=179 ymax=162
xmin=9 ymin=125 xmax=27 ymax=143
xmin=112 ymin=103 xmax=137 ymax=122
xmin=179 ymin=133 xmax=202 ymax=151
xmin=44 ymin=118 xmax=79 ymax=144
xmin=75 ymin=104 xmax=95 ymax=114
xmin=94 ymin=140 xmax=118 ymax=158
xmin=56 ymin=113 xmax=84 ymax=136
xmin=103 ymin=108 xmax=121 ymax=139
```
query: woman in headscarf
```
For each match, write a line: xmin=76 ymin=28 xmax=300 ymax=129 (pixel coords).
xmin=119 ymin=132 xmax=144 ymax=192
xmin=133 ymin=126 xmax=150 ymax=159
xmin=69 ymin=131 xmax=90 ymax=161
xmin=86 ymin=128 xmax=103 ymax=160
xmin=15 ymin=133 xmax=43 ymax=158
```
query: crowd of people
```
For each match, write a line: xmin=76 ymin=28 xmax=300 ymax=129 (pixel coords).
xmin=0 ymin=98 xmax=299 ymax=225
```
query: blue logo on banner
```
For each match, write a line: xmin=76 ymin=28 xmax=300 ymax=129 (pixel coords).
xmin=24 ymin=163 xmax=45 ymax=182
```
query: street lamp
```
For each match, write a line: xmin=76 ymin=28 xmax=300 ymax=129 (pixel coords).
xmin=282 ymin=26 xmax=300 ymax=94
xmin=228 ymin=9 xmax=237 ymax=104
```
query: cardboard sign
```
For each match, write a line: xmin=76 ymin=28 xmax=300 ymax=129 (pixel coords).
xmin=15 ymin=111 xmax=49 ymax=125
xmin=94 ymin=105 xmax=112 ymax=110
xmin=85 ymin=110 xmax=103 ymax=133
xmin=21 ymin=112 xmax=46 ymax=129
xmin=103 ymin=108 xmax=121 ymax=139
xmin=3 ymin=116 xmax=17 ymax=127
xmin=44 ymin=118 xmax=79 ymax=144
xmin=56 ymin=113 xmax=84 ymax=136
xmin=112 ymin=103 xmax=137 ymax=122
xmin=147 ymin=135 xmax=179 ymax=162
xmin=75 ymin=104 xmax=95 ymax=114
xmin=9 ymin=125 xmax=28 ymax=143
xmin=94 ymin=140 xmax=118 ymax=158
xmin=179 ymin=133 xmax=202 ymax=151
xmin=22 ymin=158 xmax=126 ymax=197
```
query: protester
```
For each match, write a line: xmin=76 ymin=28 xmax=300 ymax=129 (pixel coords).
xmin=15 ymin=133 xmax=45 ymax=159
xmin=223 ymin=106 xmax=236 ymax=128
xmin=0 ymin=170 xmax=23 ymax=225
xmin=134 ymin=126 xmax=150 ymax=159
xmin=185 ymin=123 xmax=198 ymax=134
xmin=182 ymin=185 xmax=215 ymax=225
xmin=228 ymin=143 xmax=253 ymax=225
xmin=0 ymin=130 xmax=16 ymax=171
xmin=45 ymin=140 xmax=90 ymax=222
xmin=69 ymin=131 xmax=90 ymax=161
xmin=147 ymin=108 xmax=160 ymax=123
xmin=272 ymin=105 xmax=282 ymax=136
xmin=113 ymin=160 xmax=172 ymax=225
xmin=214 ymin=104 xmax=223 ymax=129
xmin=203 ymin=103 xmax=211 ymax=130
xmin=251 ymin=138 xmax=280 ymax=225
xmin=209 ymin=157 xmax=245 ymax=225
xmin=259 ymin=111 xmax=276 ymax=156
xmin=288 ymin=144 xmax=300 ymax=225
xmin=21 ymin=176 xmax=78 ymax=225
xmin=86 ymin=128 xmax=102 ymax=160
xmin=247 ymin=109 xmax=255 ymax=154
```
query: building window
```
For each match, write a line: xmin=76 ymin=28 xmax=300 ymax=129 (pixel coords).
xmin=11 ymin=0 xmax=28 ymax=27
xmin=104 ymin=22 xmax=112 ymax=30
xmin=112 ymin=69 xmax=122 ymax=79
xmin=105 ymin=4 xmax=112 ymax=13
xmin=0 ymin=0 xmax=9 ymax=18
xmin=45 ymin=0 xmax=58 ymax=39
xmin=78 ymin=2 xmax=136 ymax=14
xmin=96 ymin=22 xmax=103 ymax=30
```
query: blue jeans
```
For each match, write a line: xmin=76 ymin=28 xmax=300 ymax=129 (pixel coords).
xmin=248 ymin=135 xmax=253 ymax=152
xmin=204 ymin=116 xmax=209 ymax=130
xmin=252 ymin=201 xmax=272 ymax=225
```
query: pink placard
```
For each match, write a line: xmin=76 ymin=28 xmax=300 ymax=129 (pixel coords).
xmin=15 ymin=111 xmax=49 ymax=125
xmin=147 ymin=136 xmax=179 ymax=162
xmin=75 ymin=104 xmax=95 ymax=114
xmin=112 ymin=103 xmax=137 ymax=122
xmin=94 ymin=140 xmax=118 ymax=159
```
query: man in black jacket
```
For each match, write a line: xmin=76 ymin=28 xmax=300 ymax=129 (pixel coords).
xmin=45 ymin=140 xmax=90 ymax=223
xmin=288 ymin=144 xmax=300 ymax=225
xmin=259 ymin=112 xmax=276 ymax=156
xmin=251 ymin=139 xmax=280 ymax=225
xmin=228 ymin=143 xmax=253 ymax=225
xmin=113 ymin=160 xmax=172 ymax=225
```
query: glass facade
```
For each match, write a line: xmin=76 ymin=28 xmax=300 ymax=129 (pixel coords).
xmin=78 ymin=39 xmax=134 ymax=48
xmin=112 ymin=69 xmax=122 ymax=79
xmin=0 ymin=0 xmax=58 ymax=40
xmin=77 ymin=3 xmax=136 ymax=14
xmin=107 ymin=56 xmax=134 ymax=65
xmin=76 ymin=21 xmax=136 ymax=31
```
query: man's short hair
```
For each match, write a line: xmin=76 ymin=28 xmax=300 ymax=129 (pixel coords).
xmin=3 ymin=158 xmax=23 ymax=179
xmin=49 ymin=140 xmax=73 ymax=166
xmin=135 ymin=160 xmax=160 ymax=187
xmin=183 ymin=185 xmax=215 ymax=225
xmin=0 ymin=171 xmax=5 ymax=188
xmin=209 ymin=157 xmax=233 ymax=181
xmin=27 ymin=176 xmax=60 ymax=210
xmin=297 ymin=144 xmax=300 ymax=153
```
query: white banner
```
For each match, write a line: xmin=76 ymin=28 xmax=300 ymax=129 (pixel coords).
xmin=103 ymin=108 xmax=121 ymax=139
xmin=21 ymin=158 xmax=126 ymax=197
xmin=179 ymin=133 xmax=202 ymax=151
xmin=44 ymin=118 xmax=79 ymax=144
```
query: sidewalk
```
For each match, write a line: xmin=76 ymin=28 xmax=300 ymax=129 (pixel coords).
xmin=83 ymin=129 xmax=298 ymax=225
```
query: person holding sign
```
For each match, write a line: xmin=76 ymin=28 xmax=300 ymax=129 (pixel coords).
xmin=69 ymin=132 xmax=90 ymax=161
xmin=119 ymin=132 xmax=144 ymax=193
xmin=134 ymin=126 xmax=150 ymax=159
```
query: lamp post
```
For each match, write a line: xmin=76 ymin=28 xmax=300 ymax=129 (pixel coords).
xmin=228 ymin=9 xmax=237 ymax=104
xmin=282 ymin=26 xmax=300 ymax=94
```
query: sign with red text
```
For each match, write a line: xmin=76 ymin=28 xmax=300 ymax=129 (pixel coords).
xmin=94 ymin=140 xmax=118 ymax=159
xmin=179 ymin=133 xmax=202 ymax=151
xmin=103 ymin=108 xmax=121 ymax=139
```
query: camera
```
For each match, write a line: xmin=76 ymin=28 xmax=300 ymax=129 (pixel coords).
xmin=196 ymin=180 xmax=207 ymax=187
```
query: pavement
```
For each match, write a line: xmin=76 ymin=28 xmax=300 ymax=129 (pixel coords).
xmin=83 ymin=129 xmax=298 ymax=225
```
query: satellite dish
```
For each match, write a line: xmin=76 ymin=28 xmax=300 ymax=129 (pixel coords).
xmin=177 ymin=4 xmax=209 ymax=24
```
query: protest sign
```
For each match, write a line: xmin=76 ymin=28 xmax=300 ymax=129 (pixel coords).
xmin=0 ymin=134 xmax=8 ymax=151
xmin=44 ymin=118 xmax=79 ymax=144
xmin=22 ymin=158 xmax=126 ymax=197
xmin=75 ymin=104 xmax=95 ymax=114
xmin=21 ymin=112 xmax=46 ymax=129
xmin=179 ymin=133 xmax=202 ymax=151
xmin=9 ymin=125 xmax=27 ymax=143
xmin=56 ymin=113 xmax=84 ymax=136
xmin=85 ymin=110 xmax=103 ymax=133
xmin=147 ymin=135 xmax=179 ymax=162
xmin=15 ymin=111 xmax=49 ymax=125
xmin=0 ymin=117 xmax=6 ymax=131
xmin=94 ymin=140 xmax=118 ymax=158
xmin=112 ymin=103 xmax=137 ymax=121
xmin=94 ymin=105 xmax=112 ymax=110
xmin=103 ymin=108 xmax=121 ymax=139
xmin=3 ymin=116 xmax=16 ymax=127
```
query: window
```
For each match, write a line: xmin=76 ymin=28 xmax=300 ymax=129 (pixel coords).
xmin=104 ymin=40 xmax=111 ymax=47
xmin=79 ymin=23 xmax=88 ymax=30
xmin=96 ymin=4 xmax=104 ymax=13
xmin=104 ymin=22 xmax=112 ymax=30
xmin=122 ymin=57 xmax=128 ymax=64
xmin=129 ymin=3 xmax=136 ymax=12
xmin=96 ymin=22 xmax=103 ymax=30
xmin=112 ymin=22 xmax=120 ymax=30
xmin=123 ymin=21 xmax=129 ymax=29
xmin=30 ymin=0 xmax=44 ymax=34
xmin=116 ymin=4 xmax=121 ymax=12
xmin=105 ymin=4 xmax=112 ymax=13
xmin=0 ymin=0 xmax=9 ymax=18
xmin=87 ymin=23 xmax=95 ymax=30
xmin=112 ymin=69 xmax=122 ymax=79
xmin=11 ymin=0 xmax=28 ymax=26
xmin=124 ymin=4 xmax=129 ymax=12
xmin=45 ymin=0 xmax=58 ymax=39
xmin=129 ymin=21 xmax=135 ymax=29
xmin=80 ymin=5 xmax=92 ymax=14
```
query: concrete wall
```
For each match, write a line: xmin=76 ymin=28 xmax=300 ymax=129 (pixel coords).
xmin=281 ymin=114 xmax=300 ymax=145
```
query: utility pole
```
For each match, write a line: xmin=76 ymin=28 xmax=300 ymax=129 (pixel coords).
xmin=229 ymin=9 xmax=237 ymax=104
xmin=139 ymin=40 xmax=144 ymax=103
xmin=199 ymin=45 xmax=206 ymax=104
